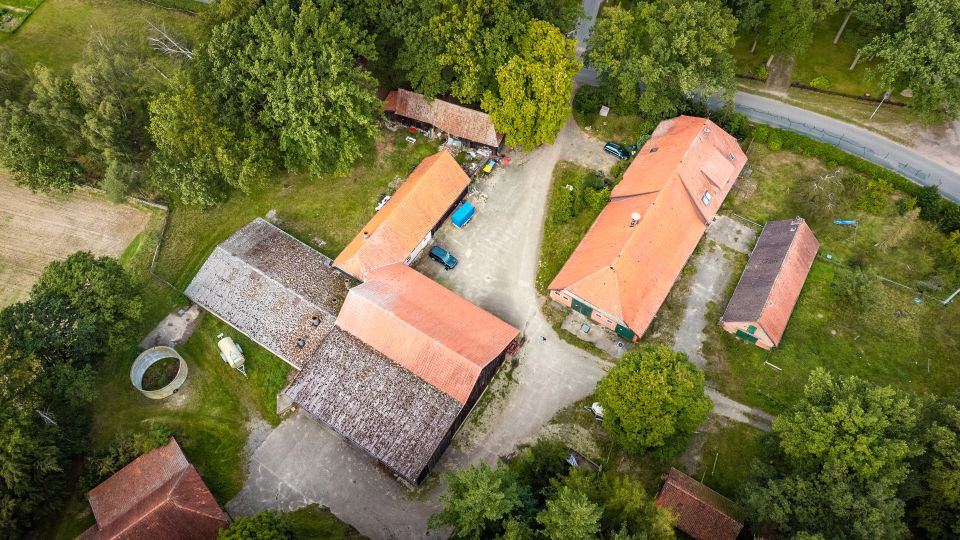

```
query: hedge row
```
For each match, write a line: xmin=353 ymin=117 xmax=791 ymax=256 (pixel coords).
xmin=706 ymin=107 xmax=960 ymax=235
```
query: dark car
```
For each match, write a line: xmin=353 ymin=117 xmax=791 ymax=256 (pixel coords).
xmin=603 ymin=142 xmax=629 ymax=160
xmin=429 ymin=246 xmax=458 ymax=270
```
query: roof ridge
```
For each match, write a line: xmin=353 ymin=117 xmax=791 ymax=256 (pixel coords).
xmin=667 ymin=471 xmax=741 ymax=519
xmin=753 ymin=222 xmax=804 ymax=324
xmin=102 ymin=469 xmax=187 ymax=536
xmin=215 ymin=244 xmax=326 ymax=315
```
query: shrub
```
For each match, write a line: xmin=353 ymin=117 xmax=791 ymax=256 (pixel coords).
xmin=809 ymin=76 xmax=832 ymax=90
xmin=752 ymin=125 xmax=771 ymax=143
xmin=219 ymin=511 xmax=291 ymax=540
xmin=766 ymin=131 xmax=783 ymax=151
xmin=82 ymin=424 xmax=173 ymax=490
xmin=550 ymin=186 xmax=574 ymax=225
xmin=896 ymin=197 xmax=917 ymax=215
xmin=917 ymin=185 xmax=942 ymax=221
xmin=756 ymin=65 xmax=769 ymax=81
xmin=586 ymin=186 xmax=611 ymax=212
xmin=573 ymin=85 xmax=612 ymax=116
xmin=938 ymin=200 xmax=960 ymax=234
xmin=856 ymin=179 xmax=893 ymax=214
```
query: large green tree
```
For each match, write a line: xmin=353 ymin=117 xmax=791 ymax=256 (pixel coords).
xmin=218 ymin=510 xmax=291 ymax=540
xmin=861 ymin=0 xmax=960 ymax=120
xmin=481 ymin=20 xmax=581 ymax=150
xmin=744 ymin=369 xmax=922 ymax=539
xmin=30 ymin=252 xmax=141 ymax=353
xmin=595 ymin=345 xmax=712 ymax=454
xmin=148 ymin=81 xmax=275 ymax=206
xmin=0 ymin=101 xmax=81 ymax=192
xmin=536 ymin=486 xmax=603 ymax=540
xmin=911 ymin=394 xmax=960 ymax=537
xmin=195 ymin=0 xmax=383 ymax=177
xmin=586 ymin=0 xmax=738 ymax=118
xmin=429 ymin=462 xmax=524 ymax=539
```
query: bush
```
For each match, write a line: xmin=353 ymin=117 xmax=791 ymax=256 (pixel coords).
xmin=82 ymin=424 xmax=173 ymax=490
xmin=938 ymin=200 xmax=960 ymax=234
xmin=896 ymin=197 xmax=917 ymax=215
xmin=219 ymin=511 xmax=291 ymax=540
xmin=917 ymin=185 xmax=942 ymax=221
xmin=756 ymin=65 xmax=769 ymax=81
xmin=573 ymin=85 xmax=613 ymax=116
xmin=586 ymin=186 xmax=611 ymax=212
xmin=809 ymin=76 xmax=832 ymax=90
xmin=766 ymin=131 xmax=783 ymax=151
xmin=752 ymin=125 xmax=771 ymax=143
xmin=856 ymin=179 xmax=893 ymax=214
xmin=550 ymin=187 xmax=574 ymax=225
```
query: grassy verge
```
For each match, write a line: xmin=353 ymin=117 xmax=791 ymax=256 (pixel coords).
xmin=732 ymin=13 xmax=891 ymax=98
xmin=702 ymin=144 xmax=960 ymax=413
xmin=683 ymin=419 xmax=768 ymax=500
xmin=155 ymin=132 xmax=439 ymax=288
xmin=286 ymin=504 xmax=366 ymax=539
xmin=536 ymin=161 xmax=610 ymax=293
xmin=0 ymin=0 xmax=200 ymax=71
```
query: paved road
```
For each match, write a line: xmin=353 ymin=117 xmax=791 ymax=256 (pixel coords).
xmin=573 ymin=0 xmax=601 ymax=86
xmin=734 ymin=92 xmax=960 ymax=202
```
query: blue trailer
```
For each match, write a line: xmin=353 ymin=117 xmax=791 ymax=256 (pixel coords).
xmin=451 ymin=201 xmax=476 ymax=228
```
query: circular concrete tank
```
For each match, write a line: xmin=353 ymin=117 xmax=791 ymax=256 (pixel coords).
xmin=131 ymin=346 xmax=188 ymax=399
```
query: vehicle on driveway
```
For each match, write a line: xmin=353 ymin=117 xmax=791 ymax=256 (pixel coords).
xmin=429 ymin=246 xmax=458 ymax=270
xmin=451 ymin=201 xmax=476 ymax=228
xmin=603 ymin=142 xmax=629 ymax=160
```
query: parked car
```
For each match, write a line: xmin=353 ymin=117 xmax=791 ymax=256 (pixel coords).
xmin=603 ymin=142 xmax=629 ymax=160
xmin=429 ymin=246 xmax=458 ymax=270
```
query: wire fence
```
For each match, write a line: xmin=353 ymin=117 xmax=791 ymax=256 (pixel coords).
xmin=735 ymin=104 xmax=959 ymax=202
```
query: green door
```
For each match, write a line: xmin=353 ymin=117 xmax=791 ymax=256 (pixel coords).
xmin=735 ymin=329 xmax=759 ymax=344
xmin=615 ymin=324 xmax=636 ymax=341
xmin=571 ymin=298 xmax=593 ymax=318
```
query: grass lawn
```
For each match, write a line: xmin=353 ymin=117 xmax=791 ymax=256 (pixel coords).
xmin=286 ymin=504 xmax=366 ymax=539
xmin=681 ymin=419 xmax=769 ymax=501
xmin=155 ymin=132 xmax=439 ymax=289
xmin=536 ymin=161 xmax=610 ymax=293
xmin=704 ymin=144 xmax=960 ymax=413
xmin=0 ymin=0 xmax=200 ymax=71
xmin=732 ymin=13 xmax=895 ymax=98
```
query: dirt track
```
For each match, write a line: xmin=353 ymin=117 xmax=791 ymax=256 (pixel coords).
xmin=0 ymin=175 xmax=150 ymax=307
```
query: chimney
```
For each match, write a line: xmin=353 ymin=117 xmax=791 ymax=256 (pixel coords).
xmin=310 ymin=315 xmax=321 ymax=327
xmin=296 ymin=338 xmax=306 ymax=349
xmin=629 ymin=212 xmax=641 ymax=227
xmin=362 ymin=231 xmax=370 ymax=240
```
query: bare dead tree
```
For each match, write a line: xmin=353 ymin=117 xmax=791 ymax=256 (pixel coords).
xmin=145 ymin=19 xmax=193 ymax=60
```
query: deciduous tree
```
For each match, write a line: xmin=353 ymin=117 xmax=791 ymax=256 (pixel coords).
xmin=587 ymin=0 xmax=738 ymax=119
xmin=482 ymin=20 xmax=581 ymax=150
xmin=218 ymin=510 xmax=292 ymax=540
xmin=861 ymin=0 xmax=960 ymax=120
xmin=596 ymin=345 xmax=712 ymax=454
xmin=744 ymin=369 xmax=921 ymax=539
xmin=536 ymin=486 xmax=603 ymax=540
xmin=429 ymin=462 xmax=524 ymax=539
xmin=0 ymin=101 xmax=81 ymax=192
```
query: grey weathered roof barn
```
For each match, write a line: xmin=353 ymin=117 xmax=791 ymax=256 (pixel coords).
xmin=184 ymin=218 xmax=351 ymax=369
xmin=283 ymin=327 xmax=462 ymax=484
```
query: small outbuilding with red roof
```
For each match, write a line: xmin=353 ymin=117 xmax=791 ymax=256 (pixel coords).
xmin=656 ymin=468 xmax=745 ymax=540
xmin=78 ymin=438 xmax=229 ymax=540
xmin=721 ymin=217 xmax=819 ymax=349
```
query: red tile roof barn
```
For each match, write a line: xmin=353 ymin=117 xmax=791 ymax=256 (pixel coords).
xmin=334 ymin=263 xmax=519 ymax=404
xmin=79 ymin=438 xmax=228 ymax=540
xmin=549 ymin=116 xmax=746 ymax=336
xmin=722 ymin=218 xmax=819 ymax=346
xmin=385 ymin=89 xmax=503 ymax=148
xmin=334 ymin=151 xmax=470 ymax=281
xmin=656 ymin=468 xmax=744 ymax=540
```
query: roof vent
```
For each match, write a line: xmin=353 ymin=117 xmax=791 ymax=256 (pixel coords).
xmin=310 ymin=315 xmax=321 ymax=327
xmin=649 ymin=147 xmax=658 ymax=153
xmin=296 ymin=338 xmax=306 ymax=349
xmin=728 ymin=152 xmax=736 ymax=161
xmin=362 ymin=231 xmax=370 ymax=240
xmin=704 ymin=127 xmax=711 ymax=133
xmin=630 ymin=212 xmax=641 ymax=227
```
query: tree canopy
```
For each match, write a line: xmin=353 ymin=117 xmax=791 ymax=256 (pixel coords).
xmin=595 ymin=345 xmax=712 ymax=454
xmin=482 ymin=20 xmax=581 ymax=150
xmin=586 ymin=0 xmax=738 ymax=119
xmin=744 ymin=368 xmax=922 ymax=539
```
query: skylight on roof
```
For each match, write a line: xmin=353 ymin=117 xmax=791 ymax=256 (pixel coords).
xmin=702 ymin=192 xmax=712 ymax=205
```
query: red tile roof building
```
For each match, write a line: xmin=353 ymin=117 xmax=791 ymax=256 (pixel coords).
xmin=385 ymin=89 xmax=503 ymax=149
xmin=335 ymin=263 xmax=519 ymax=404
xmin=721 ymin=218 xmax=819 ymax=349
xmin=79 ymin=438 xmax=229 ymax=540
xmin=549 ymin=116 xmax=746 ymax=340
xmin=656 ymin=468 xmax=744 ymax=540
xmin=334 ymin=151 xmax=469 ymax=281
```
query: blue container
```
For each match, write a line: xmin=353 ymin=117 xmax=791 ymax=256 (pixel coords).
xmin=451 ymin=202 xmax=476 ymax=228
